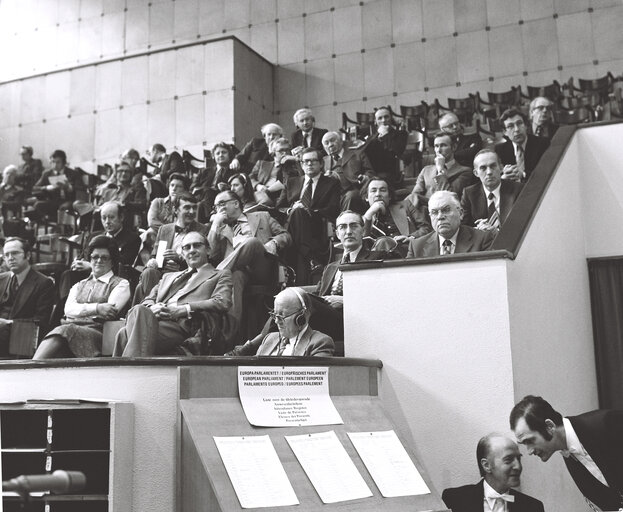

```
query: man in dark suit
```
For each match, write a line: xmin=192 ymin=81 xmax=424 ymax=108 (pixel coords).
xmin=290 ymin=108 xmax=328 ymax=155
xmin=114 ymin=231 xmax=232 ymax=356
xmin=511 ymin=395 xmax=623 ymax=511
xmin=228 ymin=288 xmax=334 ymax=357
xmin=322 ymin=131 xmax=374 ymax=213
xmin=0 ymin=237 xmax=54 ymax=355
xmin=149 ymin=143 xmax=184 ymax=183
xmin=191 ymin=142 xmax=236 ymax=220
xmin=363 ymin=107 xmax=409 ymax=189
xmin=363 ymin=177 xmax=431 ymax=257
xmin=495 ymin=109 xmax=550 ymax=182
xmin=277 ymin=148 xmax=341 ymax=284
xmin=17 ymin=145 xmax=43 ymax=194
xmin=133 ymin=192 xmax=208 ymax=304
xmin=461 ymin=150 xmax=523 ymax=229
xmin=529 ymin=97 xmax=558 ymax=140
xmin=230 ymin=123 xmax=284 ymax=175
xmin=438 ymin=112 xmax=484 ymax=169
xmin=407 ymin=191 xmax=495 ymax=258
xmin=442 ymin=433 xmax=544 ymax=512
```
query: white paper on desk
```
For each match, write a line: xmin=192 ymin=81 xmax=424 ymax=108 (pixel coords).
xmin=213 ymin=435 xmax=299 ymax=509
xmin=48 ymin=175 xmax=68 ymax=187
xmin=155 ymin=240 xmax=168 ymax=268
xmin=238 ymin=366 xmax=343 ymax=427
xmin=347 ymin=430 xmax=430 ymax=497
xmin=285 ymin=430 xmax=372 ymax=503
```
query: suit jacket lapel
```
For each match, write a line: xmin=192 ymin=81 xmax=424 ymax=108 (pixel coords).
xmin=247 ymin=212 xmax=260 ymax=237
xmin=289 ymin=177 xmax=304 ymax=204
xmin=320 ymin=263 xmax=338 ymax=295
xmin=425 ymin=232 xmax=440 ymax=256
xmin=499 ymin=182 xmax=512 ymax=222
xmin=341 ymin=148 xmax=355 ymax=166
xmin=293 ymin=328 xmax=313 ymax=356
xmin=311 ymin=176 xmax=329 ymax=207
xmin=445 ymin=160 xmax=466 ymax=181
xmin=178 ymin=266 xmax=217 ymax=299
xmin=455 ymin=226 xmax=474 ymax=252
xmin=389 ymin=203 xmax=409 ymax=236
xmin=11 ymin=270 xmax=35 ymax=317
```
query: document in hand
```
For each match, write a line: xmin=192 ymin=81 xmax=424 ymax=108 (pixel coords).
xmin=213 ymin=435 xmax=299 ymax=509
xmin=348 ymin=430 xmax=430 ymax=497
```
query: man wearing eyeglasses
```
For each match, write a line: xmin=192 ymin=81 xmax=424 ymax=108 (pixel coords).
xmin=438 ymin=112 xmax=483 ymax=168
xmin=495 ymin=108 xmax=550 ymax=183
xmin=208 ymin=190 xmax=290 ymax=321
xmin=0 ymin=237 xmax=54 ymax=356
xmin=133 ymin=192 xmax=208 ymax=304
xmin=114 ymin=231 xmax=232 ymax=356
xmin=277 ymin=147 xmax=340 ymax=284
xmin=407 ymin=191 xmax=495 ymax=258
xmin=528 ymin=97 xmax=558 ymax=140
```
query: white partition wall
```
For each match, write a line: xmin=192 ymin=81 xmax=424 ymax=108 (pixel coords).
xmin=344 ymin=123 xmax=623 ymax=511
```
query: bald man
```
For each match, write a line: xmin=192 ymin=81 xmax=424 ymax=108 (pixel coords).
xmin=443 ymin=433 xmax=544 ymax=512
xmin=231 ymin=123 xmax=283 ymax=174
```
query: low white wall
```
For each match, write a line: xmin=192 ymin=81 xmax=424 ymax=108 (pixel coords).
xmin=0 ymin=366 xmax=178 ymax=512
xmin=344 ymin=258 xmax=516 ymax=494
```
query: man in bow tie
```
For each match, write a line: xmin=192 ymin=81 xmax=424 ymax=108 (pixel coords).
xmin=511 ymin=395 xmax=623 ymax=511
xmin=442 ymin=433 xmax=544 ymax=512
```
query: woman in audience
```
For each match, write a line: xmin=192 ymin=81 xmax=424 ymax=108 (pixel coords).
xmin=228 ymin=173 xmax=256 ymax=211
xmin=32 ymin=235 xmax=131 ymax=359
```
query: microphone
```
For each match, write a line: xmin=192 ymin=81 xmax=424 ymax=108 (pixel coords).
xmin=2 ymin=470 xmax=86 ymax=494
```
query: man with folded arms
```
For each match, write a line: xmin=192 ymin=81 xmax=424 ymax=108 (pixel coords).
xmin=407 ymin=191 xmax=495 ymax=258
xmin=442 ymin=433 xmax=544 ymax=512
xmin=114 ymin=231 xmax=232 ymax=356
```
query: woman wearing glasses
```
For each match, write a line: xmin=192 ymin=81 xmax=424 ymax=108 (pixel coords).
xmin=33 ymin=235 xmax=131 ymax=359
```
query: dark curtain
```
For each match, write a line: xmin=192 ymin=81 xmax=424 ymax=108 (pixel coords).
xmin=587 ymin=258 xmax=623 ymax=409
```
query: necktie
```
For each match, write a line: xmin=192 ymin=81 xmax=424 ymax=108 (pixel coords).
xmin=300 ymin=179 xmax=313 ymax=209
xmin=488 ymin=192 xmax=501 ymax=228
xmin=7 ymin=275 xmax=18 ymax=303
xmin=304 ymin=132 xmax=311 ymax=148
xmin=515 ymin=144 xmax=525 ymax=177
xmin=534 ymin=125 xmax=543 ymax=137
xmin=276 ymin=337 xmax=289 ymax=356
xmin=330 ymin=253 xmax=350 ymax=296
xmin=442 ymin=239 xmax=453 ymax=255
xmin=233 ymin=221 xmax=242 ymax=237
xmin=165 ymin=268 xmax=196 ymax=301
xmin=331 ymin=154 xmax=341 ymax=169
xmin=175 ymin=224 xmax=189 ymax=234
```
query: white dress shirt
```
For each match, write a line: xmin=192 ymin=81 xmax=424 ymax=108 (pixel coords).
xmin=300 ymin=174 xmax=321 ymax=199
xmin=483 ymin=184 xmax=501 ymax=211
xmin=438 ymin=230 xmax=459 ymax=254
xmin=483 ymin=480 xmax=514 ymax=512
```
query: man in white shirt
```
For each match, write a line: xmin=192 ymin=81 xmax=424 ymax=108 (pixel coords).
xmin=511 ymin=395 xmax=623 ymax=511
xmin=443 ymin=433 xmax=544 ymax=512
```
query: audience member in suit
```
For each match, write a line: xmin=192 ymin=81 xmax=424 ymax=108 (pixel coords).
xmin=442 ymin=433 xmax=545 ymax=512
xmin=363 ymin=107 xmax=408 ymax=189
xmin=17 ymin=145 xmax=43 ymax=194
xmin=32 ymin=149 xmax=88 ymax=223
xmin=250 ymin=138 xmax=302 ymax=206
xmin=208 ymin=190 xmax=291 ymax=321
xmin=408 ymin=133 xmax=475 ymax=208
xmin=277 ymin=148 xmax=341 ymax=284
xmin=230 ymin=123 xmax=283 ymax=175
xmin=460 ymin=150 xmax=524 ymax=230
xmin=120 ymin=148 xmax=141 ymax=172
xmin=59 ymin=201 xmax=141 ymax=298
xmin=322 ymin=131 xmax=374 ymax=214
xmin=191 ymin=142 xmax=236 ymax=221
xmin=149 ymin=143 xmax=185 ymax=183
xmin=229 ymin=288 xmax=335 ymax=357
xmin=133 ymin=192 xmax=208 ymax=304
xmin=529 ymin=97 xmax=558 ymax=140
xmin=363 ymin=178 xmax=431 ymax=257
xmin=95 ymin=161 xmax=147 ymax=207
xmin=407 ymin=191 xmax=495 ymax=258
xmin=511 ymin=395 xmax=623 ymax=511
xmin=114 ymin=231 xmax=232 ymax=357
xmin=0 ymin=237 xmax=54 ymax=356
xmin=33 ymin=236 xmax=131 ymax=359
xmin=438 ymin=112 xmax=484 ymax=168
xmin=290 ymin=108 xmax=328 ymax=155
xmin=495 ymin=108 xmax=550 ymax=182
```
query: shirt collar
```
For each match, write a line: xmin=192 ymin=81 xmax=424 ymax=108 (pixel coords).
xmin=513 ymin=139 xmax=527 ymax=152
xmin=305 ymin=174 xmax=321 ymax=185
xmin=439 ymin=230 xmax=459 ymax=249
xmin=343 ymin=245 xmax=362 ymax=263
xmin=106 ymin=226 xmax=123 ymax=238
xmin=483 ymin=184 xmax=501 ymax=200
xmin=483 ymin=480 xmax=514 ymax=505
xmin=561 ymin=417 xmax=580 ymax=458
xmin=90 ymin=270 xmax=114 ymax=284
xmin=289 ymin=324 xmax=309 ymax=347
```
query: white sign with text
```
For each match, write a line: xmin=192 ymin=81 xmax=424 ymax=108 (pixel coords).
xmin=238 ymin=366 xmax=343 ymax=427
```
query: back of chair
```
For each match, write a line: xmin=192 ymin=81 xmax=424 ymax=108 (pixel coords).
xmin=555 ymin=107 xmax=591 ymax=125
xmin=527 ymin=81 xmax=562 ymax=101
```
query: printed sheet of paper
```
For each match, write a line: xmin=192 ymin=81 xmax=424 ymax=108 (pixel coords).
xmin=347 ymin=430 xmax=430 ymax=497
xmin=238 ymin=367 xmax=343 ymax=427
xmin=285 ymin=430 xmax=372 ymax=504
xmin=213 ymin=435 xmax=299 ymax=509
xmin=155 ymin=240 xmax=168 ymax=268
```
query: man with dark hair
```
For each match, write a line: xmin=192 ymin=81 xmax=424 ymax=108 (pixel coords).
xmin=438 ymin=112 xmax=484 ymax=168
xmin=192 ymin=142 xmax=236 ymax=219
xmin=408 ymin=133 xmax=474 ymax=208
xmin=17 ymin=145 xmax=43 ymax=194
xmin=322 ymin=131 xmax=373 ymax=213
xmin=407 ymin=191 xmax=495 ymax=258
xmin=460 ymin=150 xmax=524 ymax=230
xmin=277 ymin=147 xmax=341 ymax=284
xmin=0 ymin=237 xmax=55 ymax=355
xmin=114 ymin=231 xmax=232 ymax=356
xmin=120 ymin=148 xmax=141 ymax=170
xmin=149 ymin=143 xmax=184 ymax=182
xmin=511 ymin=395 xmax=623 ymax=511
xmin=133 ymin=192 xmax=208 ymax=303
xmin=442 ymin=433 xmax=544 ymax=512
xmin=496 ymin=109 xmax=550 ymax=182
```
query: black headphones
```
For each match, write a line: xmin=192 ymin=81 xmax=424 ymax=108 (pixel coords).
xmin=292 ymin=288 xmax=308 ymax=328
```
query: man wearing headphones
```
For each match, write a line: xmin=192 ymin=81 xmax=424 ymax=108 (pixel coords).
xmin=233 ymin=288 xmax=335 ymax=357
